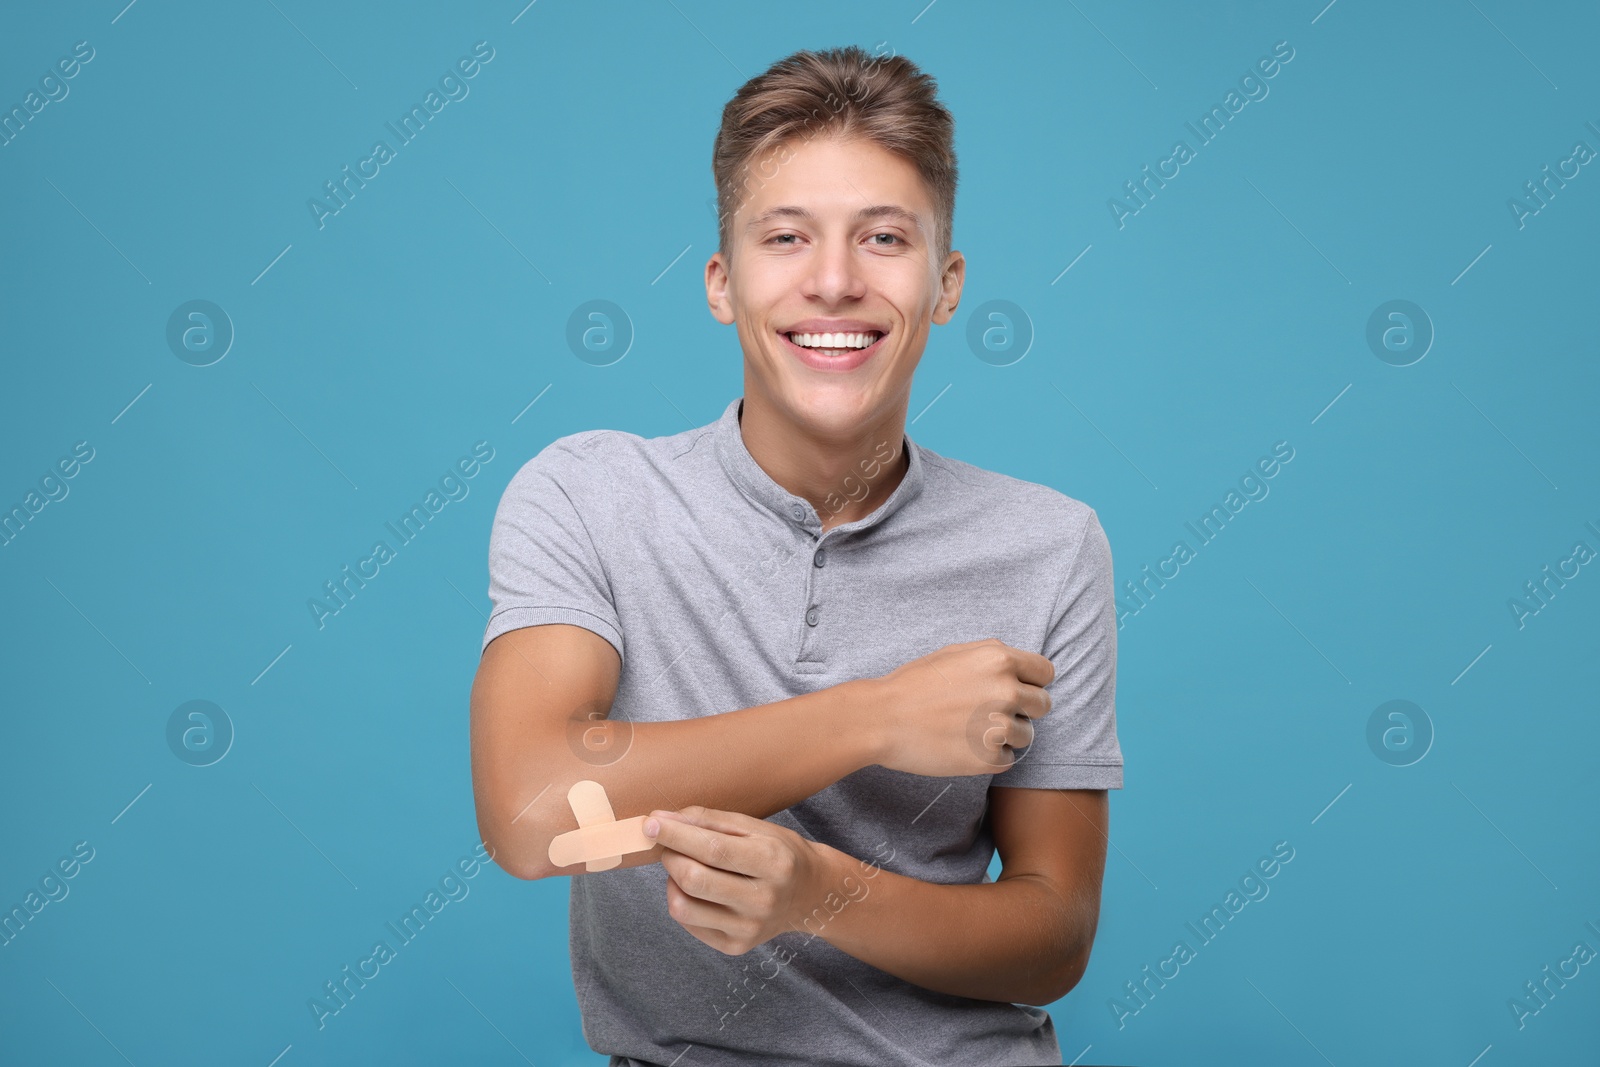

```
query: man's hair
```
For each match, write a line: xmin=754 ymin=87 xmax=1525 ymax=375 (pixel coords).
xmin=712 ymin=45 xmax=958 ymax=266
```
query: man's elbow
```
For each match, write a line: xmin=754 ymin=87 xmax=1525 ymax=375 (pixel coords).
xmin=1050 ymin=949 xmax=1091 ymax=1001
xmin=494 ymin=845 xmax=556 ymax=882
xmin=475 ymin=802 xmax=559 ymax=882
xmin=1016 ymin=940 xmax=1093 ymax=1006
xmin=1039 ymin=883 xmax=1101 ymax=1002
xmin=474 ymin=771 xmax=664 ymax=882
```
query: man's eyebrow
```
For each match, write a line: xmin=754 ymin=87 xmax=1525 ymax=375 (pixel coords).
xmin=743 ymin=205 xmax=926 ymax=232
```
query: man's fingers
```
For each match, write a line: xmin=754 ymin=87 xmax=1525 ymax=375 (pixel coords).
xmin=660 ymin=848 xmax=748 ymax=907
xmin=647 ymin=811 xmax=770 ymax=877
xmin=1005 ymin=714 xmax=1036 ymax=750
xmin=664 ymin=872 xmax=739 ymax=936
xmin=677 ymin=918 xmax=735 ymax=953
xmin=1014 ymin=681 xmax=1053 ymax=720
xmin=1009 ymin=647 xmax=1057 ymax=689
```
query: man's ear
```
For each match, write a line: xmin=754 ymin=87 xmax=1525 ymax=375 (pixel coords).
xmin=706 ymin=251 xmax=735 ymax=325
xmin=931 ymin=250 xmax=965 ymax=326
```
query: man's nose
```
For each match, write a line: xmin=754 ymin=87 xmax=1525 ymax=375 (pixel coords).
xmin=805 ymin=239 xmax=867 ymax=303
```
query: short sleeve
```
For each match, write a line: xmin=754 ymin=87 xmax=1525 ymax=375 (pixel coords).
xmin=481 ymin=437 xmax=625 ymax=663
xmin=994 ymin=507 xmax=1123 ymax=790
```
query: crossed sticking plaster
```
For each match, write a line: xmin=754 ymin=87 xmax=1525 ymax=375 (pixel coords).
xmin=547 ymin=779 xmax=655 ymax=872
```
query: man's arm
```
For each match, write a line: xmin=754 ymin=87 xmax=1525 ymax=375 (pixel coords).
xmin=808 ymin=786 xmax=1107 ymax=1005
xmin=471 ymin=623 xmax=884 ymax=881
xmin=471 ymin=626 xmax=1056 ymax=883
xmin=647 ymin=785 xmax=1108 ymax=1006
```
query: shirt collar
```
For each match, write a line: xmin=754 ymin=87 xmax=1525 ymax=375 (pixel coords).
xmin=712 ymin=396 xmax=925 ymax=536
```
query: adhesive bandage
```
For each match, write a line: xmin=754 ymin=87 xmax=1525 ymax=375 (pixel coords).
xmin=547 ymin=779 xmax=655 ymax=872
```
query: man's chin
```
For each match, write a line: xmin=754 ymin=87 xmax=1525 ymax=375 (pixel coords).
xmin=773 ymin=384 xmax=887 ymax=434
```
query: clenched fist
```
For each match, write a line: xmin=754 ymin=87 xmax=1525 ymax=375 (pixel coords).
xmin=868 ymin=638 xmax=1055 ymax=778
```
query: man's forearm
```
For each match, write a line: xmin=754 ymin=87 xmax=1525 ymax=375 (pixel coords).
xmin=504 ymin=678 xmax=885 ymax=879
xmin=804 ymin=845 xmax=1091 ymax=1005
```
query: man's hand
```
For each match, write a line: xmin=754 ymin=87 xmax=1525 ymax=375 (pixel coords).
xmin=871 ymin=638 xmax=1056 ymax=777
xmin=644 ymin=806 xmax=850 ymax=956
xmin=642 ymin=791 xmax=1105 ymax=1005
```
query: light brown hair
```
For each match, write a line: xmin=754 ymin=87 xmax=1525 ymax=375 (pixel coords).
xmin=712 ymin=45 xmax=958 ymax=266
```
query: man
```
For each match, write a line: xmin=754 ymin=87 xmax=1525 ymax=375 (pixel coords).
xmin=470 ymin=45 xmax=1122 ymax=1066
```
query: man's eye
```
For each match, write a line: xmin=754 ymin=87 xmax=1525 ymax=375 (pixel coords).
xmin=769 ymin=234 xmax=798 ymax=245
xmin=869 ymin=233 xmax=901 ymax=246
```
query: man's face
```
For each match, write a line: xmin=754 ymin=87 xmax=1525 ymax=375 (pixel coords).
xmin=706 ymin=132 xmax=963 ymax=437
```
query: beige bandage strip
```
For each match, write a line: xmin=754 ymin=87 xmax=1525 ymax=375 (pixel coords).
xmin=568 ymin=779 xmax=621 ymax=873
xmin=550 ymin=815 xmax=653 ymax=870
xmin=547 ymin=780 xmax=655 ymax=871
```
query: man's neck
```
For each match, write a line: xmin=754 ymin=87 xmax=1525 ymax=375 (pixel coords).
xmin=738 ymin=392 xmax=909 ymax=533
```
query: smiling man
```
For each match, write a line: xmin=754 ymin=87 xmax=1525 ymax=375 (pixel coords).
xmin=470 ymin=46 xmax=1122 ymax=1066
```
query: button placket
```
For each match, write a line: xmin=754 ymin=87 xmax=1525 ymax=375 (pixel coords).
xmin=796 ymin=530 xmax=830 ymax=663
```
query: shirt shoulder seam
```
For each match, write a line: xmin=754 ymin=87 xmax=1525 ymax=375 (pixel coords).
xmin=1045 ymin=506 xmax=1098 ymax=624
xmin=539 ymin=435 xmax=620 ymax=612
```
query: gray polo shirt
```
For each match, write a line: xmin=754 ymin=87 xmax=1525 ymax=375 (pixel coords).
xmin=483 ymin=396 xmax=1122 ymax=1067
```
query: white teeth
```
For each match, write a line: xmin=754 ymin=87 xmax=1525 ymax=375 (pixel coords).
xmin=787 ymin=331 xmax=881 ymax=349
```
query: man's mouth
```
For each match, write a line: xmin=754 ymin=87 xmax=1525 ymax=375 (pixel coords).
xmin=783 ymin=330 xmax=884 ymax=356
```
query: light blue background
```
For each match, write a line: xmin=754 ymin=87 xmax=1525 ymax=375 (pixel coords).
xmin=2 ymin=1 xmax=1596 ymax=1064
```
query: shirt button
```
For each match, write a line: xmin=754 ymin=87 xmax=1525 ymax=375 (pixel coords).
xmin=813 ymin=548 xmax=826 ymax=568
xmin=805 ymin=606 xmax=820 ymax=626
xmin=791 ymin=504 xmax=806 ymax=521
